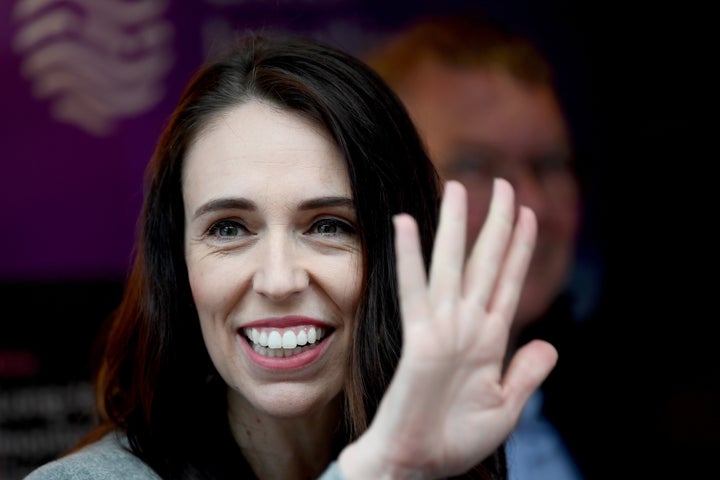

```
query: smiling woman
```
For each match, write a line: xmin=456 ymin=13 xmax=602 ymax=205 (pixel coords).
xmin=184 ymin=102 xmax=362 ymax=422
xmin=23 ymin=33 xmax=556 ymax=480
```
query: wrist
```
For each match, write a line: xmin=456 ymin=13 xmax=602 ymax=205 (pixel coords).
xmin=337 ymin=432 xmax=429 ymax=480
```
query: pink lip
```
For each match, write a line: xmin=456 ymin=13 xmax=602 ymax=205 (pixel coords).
xmin=242 ymin=315 xmax=327 ymax=329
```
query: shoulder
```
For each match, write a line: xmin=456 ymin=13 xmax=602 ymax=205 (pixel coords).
xmin=24 ymin=431 xmax=161 ymax=480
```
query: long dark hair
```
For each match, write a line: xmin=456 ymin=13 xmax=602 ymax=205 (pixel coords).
xmin=81 ymin=33 xmax=505 ymax=479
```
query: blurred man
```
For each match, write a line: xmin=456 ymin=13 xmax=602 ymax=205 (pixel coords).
xmin=367 ymin=15 xmax=594 ymax=480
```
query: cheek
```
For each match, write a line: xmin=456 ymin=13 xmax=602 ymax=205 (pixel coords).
xmin=188 ymin=267 xmax=214 ymax=328
xmin=545 ymin=177 xmax=581 ymax=240
xmin=187 ymin=258 xmax=232 ymax=318
xmin=319 ymin=252 xmax=363 ymax=315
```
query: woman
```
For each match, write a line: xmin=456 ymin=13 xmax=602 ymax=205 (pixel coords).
xmin=25 ymin=34 xmax=556 ymax=480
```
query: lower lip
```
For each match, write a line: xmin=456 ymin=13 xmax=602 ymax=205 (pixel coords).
xmin=240 ymin=334 xmax=331 ymax=370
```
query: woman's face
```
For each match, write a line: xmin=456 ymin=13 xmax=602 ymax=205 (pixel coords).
xmin=183 ymin=101 xmax=362 ymax=418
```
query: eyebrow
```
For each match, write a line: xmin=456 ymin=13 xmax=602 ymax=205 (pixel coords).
xmin=193 ymin=198 xmax=255 ymax=220
xmin=192 ymin=196 xmax=354 ymax=220
xmin=298 ymin=196 xmax=354 ymax=210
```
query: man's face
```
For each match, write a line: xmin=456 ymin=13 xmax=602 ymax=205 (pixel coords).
xmin=397 ymin=62 xmax=580 ymax=334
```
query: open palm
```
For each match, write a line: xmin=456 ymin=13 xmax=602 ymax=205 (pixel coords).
xmin=341 ymin=178 xmax=557 ymax=480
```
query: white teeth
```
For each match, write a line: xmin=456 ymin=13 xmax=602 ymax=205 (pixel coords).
xmin=282 ymin=330 xmax=297 ymax=349
xmin=243 ymin=326 xmax=327 ymax=351
xmin=308 ymin=327 xmax=317 ymax=344
xmin=268 ymin=331 xmax=282 ymax=349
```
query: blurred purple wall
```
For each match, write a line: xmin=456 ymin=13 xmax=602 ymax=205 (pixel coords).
xmin=1 ymin=0 xmax=194 ymax=280
xmin=0 ymin=0 xmax=592 ymax=281
xmin=0 ymin=1 xmax=393 ymax=280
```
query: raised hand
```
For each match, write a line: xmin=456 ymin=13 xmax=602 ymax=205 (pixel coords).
xmin=339 ymin=178 xmax=558 ymax=480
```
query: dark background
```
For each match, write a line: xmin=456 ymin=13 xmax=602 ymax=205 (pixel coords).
xmin=1 ymin=1 xmax=715 ymax=479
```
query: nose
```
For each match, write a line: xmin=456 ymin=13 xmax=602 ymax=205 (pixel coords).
xmin=252 ymin=232 xmax=309 ymax=301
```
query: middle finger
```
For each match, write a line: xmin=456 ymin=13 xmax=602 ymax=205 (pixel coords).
xmin=428 ymin=180 xmax=468 ymax=312
xmin=463 ymin=178 xmax=516 ymax=308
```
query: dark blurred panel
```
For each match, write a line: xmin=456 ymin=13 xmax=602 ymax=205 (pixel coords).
xmin=0 ymin=280 xmax=124 ymax=479
xmin=0 ymin=280 xmax=124 ymax=380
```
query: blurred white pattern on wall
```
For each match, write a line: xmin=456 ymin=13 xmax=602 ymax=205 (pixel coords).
xmin=11 ymin=0 xmax=174 ymax=136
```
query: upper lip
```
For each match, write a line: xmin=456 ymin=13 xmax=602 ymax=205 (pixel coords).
xmin=240 ymin=315 xmax=330 ymax=329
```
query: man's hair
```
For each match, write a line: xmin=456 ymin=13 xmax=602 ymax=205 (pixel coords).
xmin=366 ymin=15 xmax=553 ymax=90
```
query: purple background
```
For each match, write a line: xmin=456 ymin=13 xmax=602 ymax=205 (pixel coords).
xmin=1 ymin=0 xmax=597 ymax=281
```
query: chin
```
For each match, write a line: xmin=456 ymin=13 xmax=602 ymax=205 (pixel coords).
xmin=234 ymin=382 xmax=343 ymax=419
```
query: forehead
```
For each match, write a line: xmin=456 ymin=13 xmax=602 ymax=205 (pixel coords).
xmin=182 ymin=101 xmax=350 ymax=207
xmin=399 ymin=62 xmax=569 ymax=160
